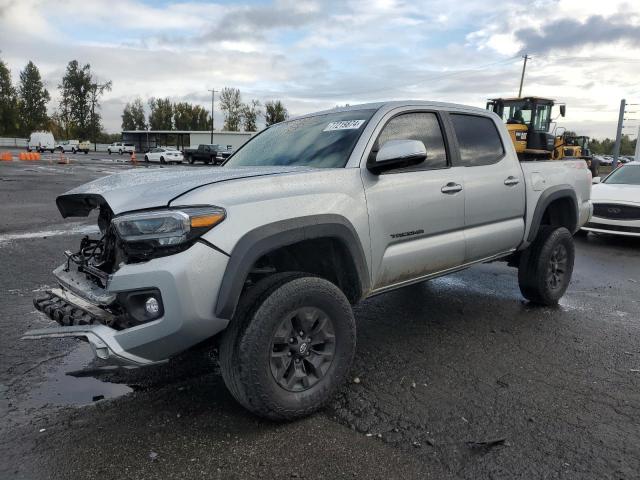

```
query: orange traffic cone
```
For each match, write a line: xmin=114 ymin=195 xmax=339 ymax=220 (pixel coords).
xmin=130 ymin=151 xmax=137 ymax=164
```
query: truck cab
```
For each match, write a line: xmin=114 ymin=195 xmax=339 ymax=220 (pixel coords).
xmin=486 ymin=96 xmax=565 ymax=160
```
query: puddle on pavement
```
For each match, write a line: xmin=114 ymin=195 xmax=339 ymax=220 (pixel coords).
xmin=23 ymin=343 xmax=133 ymax=408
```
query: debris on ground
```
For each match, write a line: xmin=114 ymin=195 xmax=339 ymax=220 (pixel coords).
xmin=149 ymin=451 xmax=159 ymax=461
xmin=353 ymin=377 xmax=361 ymax=384
xmin=466 ymin=438 xmax=507 ymax=452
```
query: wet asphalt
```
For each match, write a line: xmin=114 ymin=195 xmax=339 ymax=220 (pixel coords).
xmin=0 ymin=156 xmax=639 ymax=479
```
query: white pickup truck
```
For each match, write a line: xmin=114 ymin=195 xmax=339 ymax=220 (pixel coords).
xmin=26 ymin=101 xmax=591 ymax=420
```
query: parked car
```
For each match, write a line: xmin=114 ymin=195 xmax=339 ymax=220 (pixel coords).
xmin=26 ymin=100 xmax=591 ymax=421
xmin=107 ymin=142 xmax=135 ymax=155
xmin=56 ymin=140 xmax=80 ymax=153
xmin=184 ymin=144 xmax=226 ymax=164
xmin=144 ymin=147 xmax=184 ymax=164
xmin=582 ymin=161 xmax=640 ymax=237
xmin=216 ymin=148 xmax=234 ymax=163
xmin=27 ymin=131 xmax=55 ymax=153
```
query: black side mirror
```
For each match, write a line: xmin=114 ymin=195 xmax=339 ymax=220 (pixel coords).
xmin=368 ymin=139 xmax=427 ymax=174
xmin=560 ymin=105 xmax=566 ymax=117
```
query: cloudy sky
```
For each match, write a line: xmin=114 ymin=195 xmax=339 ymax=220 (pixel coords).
xmin=1 ymin=0 xmax=640 ymax=138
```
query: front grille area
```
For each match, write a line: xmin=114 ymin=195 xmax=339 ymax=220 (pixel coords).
xmin=584 ymin=222 xmax=640 ymax=234
xmin=592 ymin=203 xmax=640 ymax=220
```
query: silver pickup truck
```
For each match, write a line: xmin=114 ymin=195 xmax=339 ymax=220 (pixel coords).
xmin=25 ymin=101 xmax=592 ymax=420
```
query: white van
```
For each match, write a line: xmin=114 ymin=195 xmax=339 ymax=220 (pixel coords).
xmin=27 ymin=131 xmax=56 ymax=153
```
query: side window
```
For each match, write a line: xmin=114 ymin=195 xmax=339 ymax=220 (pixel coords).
xmin=373 ymin=112 xmax=447 ymax=170
xmin=450 ymin=114 xmax=505 ymax=167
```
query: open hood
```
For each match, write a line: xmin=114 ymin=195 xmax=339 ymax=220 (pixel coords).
xmin=56 ymin=166 xmax=306 ymax=217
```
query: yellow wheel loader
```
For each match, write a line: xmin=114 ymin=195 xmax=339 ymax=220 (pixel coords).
xmin=486 ymin=96 xmax=566 ymax=160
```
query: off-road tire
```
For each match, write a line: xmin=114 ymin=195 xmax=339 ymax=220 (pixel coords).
xmin=518 ymin=226 xmax=575 ymax=305
xmin=219 ymin=273 xmax=356 ymax=421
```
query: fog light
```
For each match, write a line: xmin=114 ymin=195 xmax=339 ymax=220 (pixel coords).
xmin=145 ymin=297 xmax=160 ymax=315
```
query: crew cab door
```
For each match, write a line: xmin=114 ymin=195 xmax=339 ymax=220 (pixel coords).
xmin=448 ymin=113 xmax=526 ymax=261
xmin=362 ymin=110 xmax=467 ymax=292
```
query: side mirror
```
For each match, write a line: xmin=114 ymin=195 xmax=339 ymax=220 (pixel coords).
xmin=368 ymin=139 xmax=427 ymax=174
xmin=560 ymin=105 xmax=566 ymax=117
xmin=592 ymin=177 xmax=601 ymax=184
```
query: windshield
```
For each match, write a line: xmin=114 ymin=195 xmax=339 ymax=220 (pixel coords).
xmin=604 ymin=165 xmax=640 ymax=185
xmin=225 ymin=109 xmax=376 ymax=168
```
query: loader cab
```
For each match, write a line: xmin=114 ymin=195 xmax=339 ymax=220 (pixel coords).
xmin=487 ymin=96 xmax=564 ymax=160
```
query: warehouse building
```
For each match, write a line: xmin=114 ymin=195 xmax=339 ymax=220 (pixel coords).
xmin=121 ymin=130 xmax=255 ymax=153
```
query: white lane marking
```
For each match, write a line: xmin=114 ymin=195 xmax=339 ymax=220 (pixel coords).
xmin=0 ymin=224 xmax=99 ymax=245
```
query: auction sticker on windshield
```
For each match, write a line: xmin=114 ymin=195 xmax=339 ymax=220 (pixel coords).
xmin=323 ymin=120 xmax=366 ymax=131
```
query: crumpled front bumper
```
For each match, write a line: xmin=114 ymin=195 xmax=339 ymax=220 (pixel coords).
xmin=23 ymin=242 xmax=230 ymax=366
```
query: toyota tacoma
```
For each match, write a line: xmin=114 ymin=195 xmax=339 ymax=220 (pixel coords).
xmin=24 ymin=101 xmax=592 ymax=420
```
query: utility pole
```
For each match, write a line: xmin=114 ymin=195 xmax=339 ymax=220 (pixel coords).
xmin=518 ymin=54 xmax=529 ymax=98
xmin=635 ymin=124 xmax=640 ymax=161
xmin=208 ymin=89 xmax=217 ymax=143
xmin=612 ymin=99 xmax=626 ymax=168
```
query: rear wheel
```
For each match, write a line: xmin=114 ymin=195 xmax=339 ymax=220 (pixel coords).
xmin=518 ymin=226 xmax=575 ymax=305
xmin=119 ymin=149 xmax=123 ymax=155
xmin=219 ymin=273 xmax=356 ymax=421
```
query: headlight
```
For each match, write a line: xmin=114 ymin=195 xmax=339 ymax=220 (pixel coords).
xmin=112 ymin=206 xmax=225 ymax=246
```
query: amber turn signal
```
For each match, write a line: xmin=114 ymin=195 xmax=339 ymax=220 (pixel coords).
xmin=190 ymin=213 xmax=225 ymax=228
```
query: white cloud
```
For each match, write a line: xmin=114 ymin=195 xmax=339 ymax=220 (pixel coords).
xmin=0 ymin=0 xmax=638 ymax=139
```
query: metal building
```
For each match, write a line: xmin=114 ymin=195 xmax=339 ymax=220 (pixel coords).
xmin=121 ymin=130 xmax=255 ymax=153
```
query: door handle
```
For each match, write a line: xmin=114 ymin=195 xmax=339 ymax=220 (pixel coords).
xmin=504 ymin=176 xmax=520 ymax=186
xmin=441 ymin=182 xmax=463 ymax=194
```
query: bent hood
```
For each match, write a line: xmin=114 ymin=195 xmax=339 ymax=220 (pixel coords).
xmin=56 ymin=166 xmax=309 ymax=217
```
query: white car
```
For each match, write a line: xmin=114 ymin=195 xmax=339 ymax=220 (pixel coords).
xmin=582 ymin=162 xmax=640 ymax=237
xmin=108 ymin=142 xmax=135 ymax=155
xmin=143 ymin=147 xmax=184 ymax=164
xmin=56 ymin=140 xmax=80 ymax=153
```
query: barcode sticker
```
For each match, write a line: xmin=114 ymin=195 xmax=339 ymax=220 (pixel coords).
xmin=323 ymin=120 xmax=366 ymax=131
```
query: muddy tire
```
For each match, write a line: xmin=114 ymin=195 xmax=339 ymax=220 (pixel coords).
xmin=518 ymin=226 xmax=575 ymax=305
xmin=219 ymin=273 xmax=356 ymax=421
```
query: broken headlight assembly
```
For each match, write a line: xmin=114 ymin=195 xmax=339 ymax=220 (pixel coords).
xmin=112 ymin=206 xmax=226 ymax=261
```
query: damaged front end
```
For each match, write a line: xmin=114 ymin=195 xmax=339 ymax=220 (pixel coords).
xmin=23 ymin=189 xmax=232 ymax=367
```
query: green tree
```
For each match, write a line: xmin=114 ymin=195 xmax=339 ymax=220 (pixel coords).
xmin=220 ymin=87 xmax=242 ymax=132
xmin=0 ymin=57 xmax=19 ymax=136
xmin=264 ymin=100 xmax=288 ymax=126
xmin=173 ymin=101 xmax=195 ymax=130
xmin=191 ymin=105 xmax=210 ymax=130
xmin=17 ymin=61 xmax=50 ymax=136
xmin=122 ymin=97 xmax=146 ymax=130
xmin=58 ymin=60 xmax=92 ymax=138
xmin=148 ymin=97 xmax=173 ymax=130
xmin=241 ymin=99 xmax=261 ymax=132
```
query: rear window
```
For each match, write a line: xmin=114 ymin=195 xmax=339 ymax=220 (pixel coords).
xmin=450 ymin=114 xmax=504 ymax=167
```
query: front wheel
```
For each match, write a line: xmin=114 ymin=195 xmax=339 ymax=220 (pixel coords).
xmin=188 ymin=155 xmax=194 ymax=164
xmin=518 ymin=226 xmax=575 ymax=305
xmin=219 ymin=274 xmax=356 ymax=421
xmin=144 ymin=155 xmax=149 ymax=163
xmin=108 ymin=150 xmax=112 ymax=155
xmin=160 ymin=156 xmax=166 ymax=164
xmin=119 ymin=149 xmax=123 ymax=155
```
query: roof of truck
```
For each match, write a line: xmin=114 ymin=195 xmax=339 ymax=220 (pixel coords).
xmin=292 ymin=100 xmax=490 ymax=120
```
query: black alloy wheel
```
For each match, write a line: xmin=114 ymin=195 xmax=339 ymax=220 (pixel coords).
xmin=269 ymin=306 xmax=336 ymax=392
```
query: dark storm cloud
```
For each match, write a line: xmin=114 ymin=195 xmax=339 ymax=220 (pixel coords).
xmin=197 ymin=0 xmax=336 ymax=43
xmin=516 ymin=14 xmax=640 ymax=54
